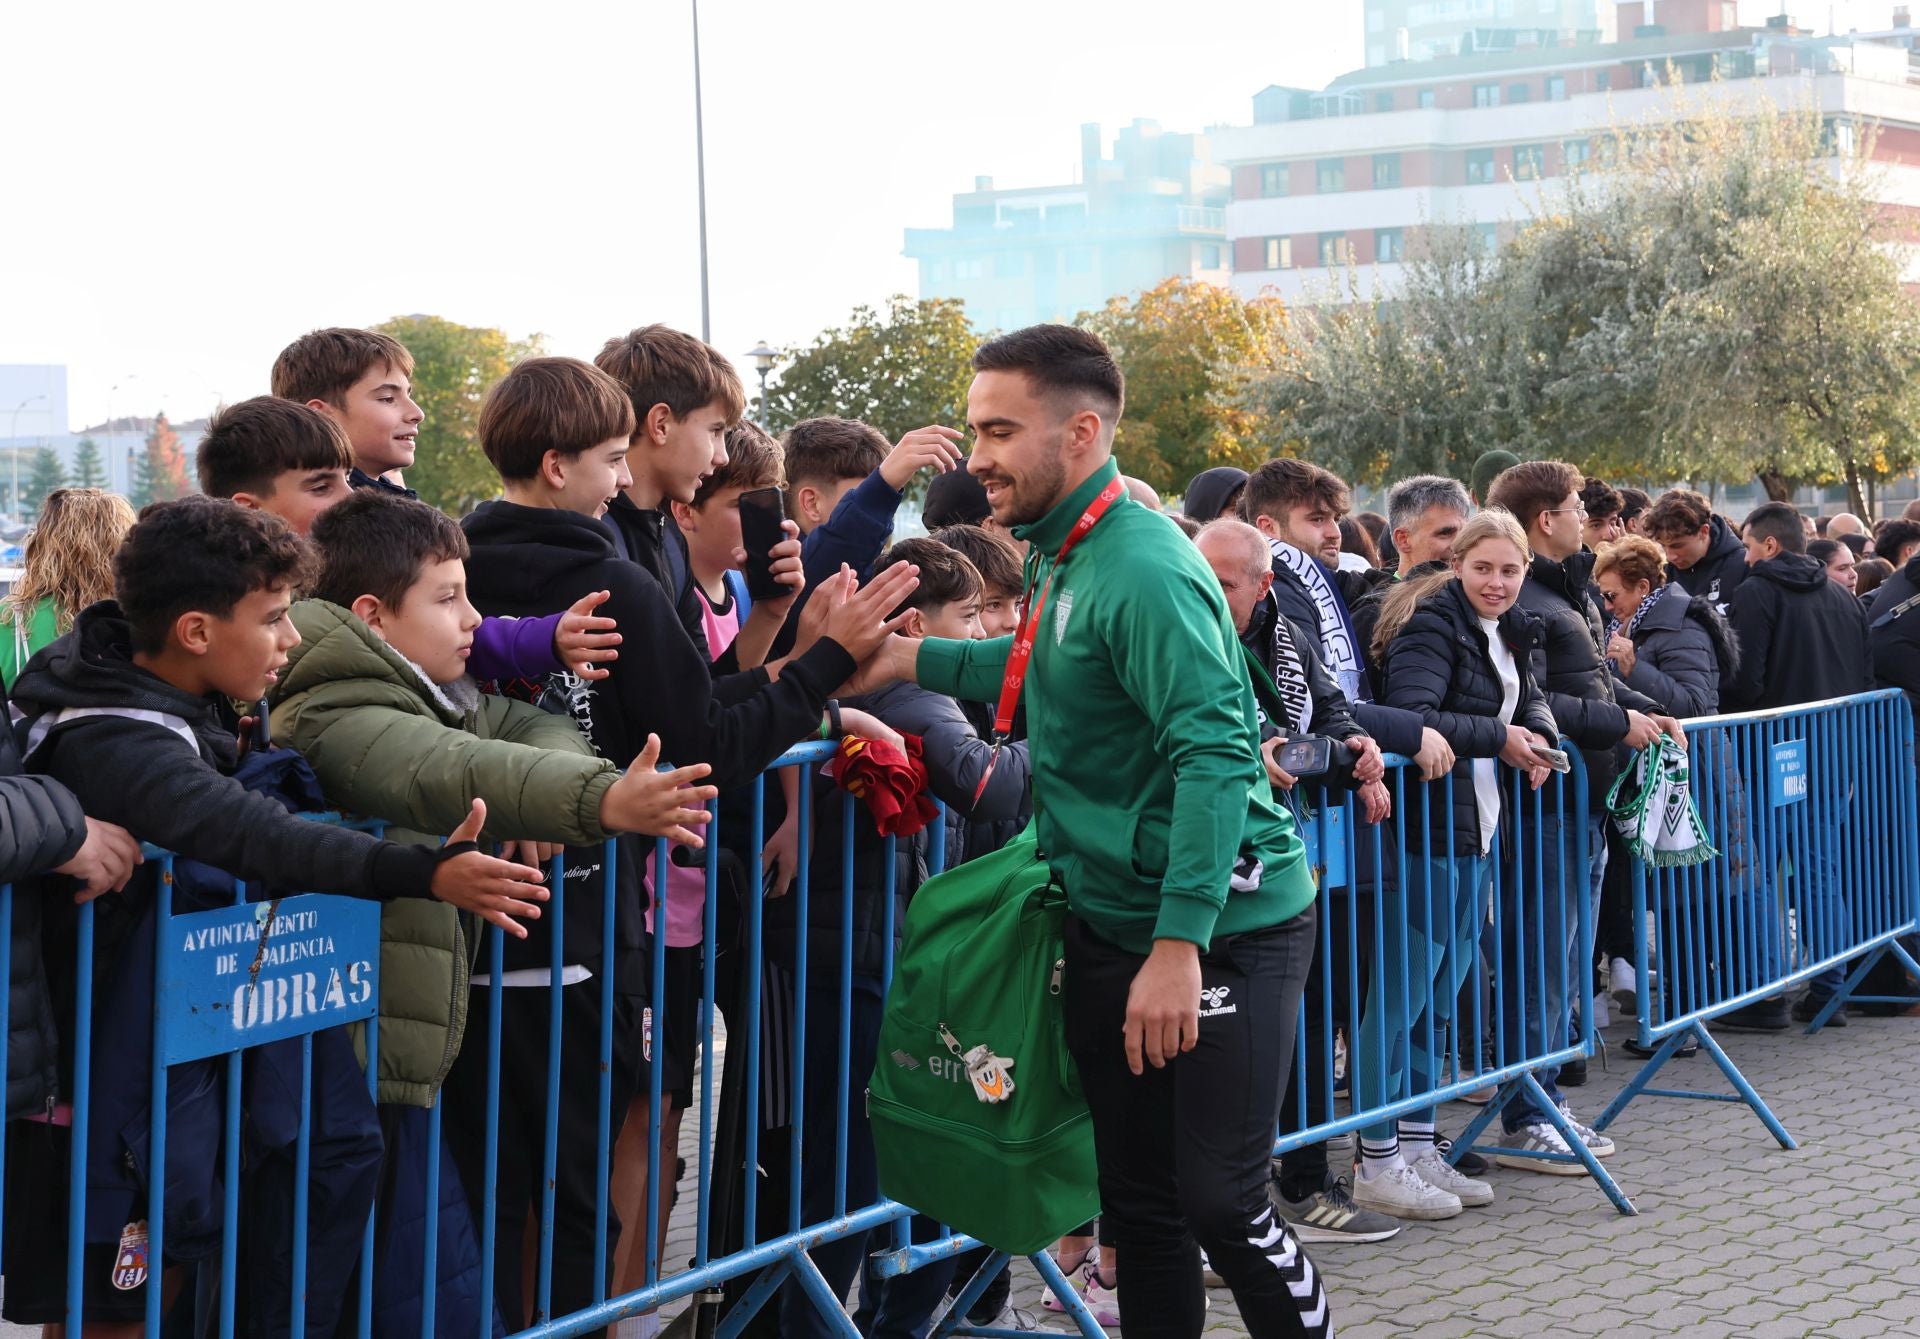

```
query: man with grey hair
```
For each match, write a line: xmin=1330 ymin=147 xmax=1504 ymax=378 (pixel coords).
xmin=1194 ymin=519 xmax=1408 ymax=1246
xmin=1385 ymin=475 xmax=1472 ymax=579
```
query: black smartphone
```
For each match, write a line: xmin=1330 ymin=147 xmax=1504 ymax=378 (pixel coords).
xmin=737 ymin=486 xmax=787 ymax=602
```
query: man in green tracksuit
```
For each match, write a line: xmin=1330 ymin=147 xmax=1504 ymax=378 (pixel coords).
xmin=873 ymin=326 xmax=1331 ymax=1339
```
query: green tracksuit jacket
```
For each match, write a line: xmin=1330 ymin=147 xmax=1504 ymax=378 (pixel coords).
xmin=917 ymin=459 xmax=1312 ymax=954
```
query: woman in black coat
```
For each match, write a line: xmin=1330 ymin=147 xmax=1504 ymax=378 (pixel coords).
xmin=1348 ymin=511 xmax=1559 ymax=1220
xmin=1595 ymin=535 xmax=1739 ymax=718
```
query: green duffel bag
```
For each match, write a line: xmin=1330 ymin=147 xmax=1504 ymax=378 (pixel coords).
xmin=868 ymin=825 xmax=1099 ymax=1256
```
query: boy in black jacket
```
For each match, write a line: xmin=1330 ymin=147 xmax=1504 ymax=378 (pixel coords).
xmin=5 ymin=497 xmax=542 ymax=1328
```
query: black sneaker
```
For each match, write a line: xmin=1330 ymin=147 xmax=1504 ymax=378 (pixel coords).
xmin=1274 ymin=1174 xmax=1403 ymax=1243
xmin=1558 ymin=1055 xmax=1588 ymax=1087
xmin=1718 ymin=997 xmax=1792 ymax=1032
xmin=1792 ymin=993 xmax=1848 ymax=1027
xmin=1623 ymin=1034 xmax=1698 ymax=1058
xmin=1435 ymin=1135 xmax=1489 ymax=1176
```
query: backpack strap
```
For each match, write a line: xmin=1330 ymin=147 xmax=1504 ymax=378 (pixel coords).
xmin=1870 ymin=571 xmax=1920 ymax=631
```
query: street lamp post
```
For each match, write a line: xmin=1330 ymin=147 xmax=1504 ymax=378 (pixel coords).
xmin=691 ymin=0 xmax=712 ymax=342
xmin=746 ymin=343 xmax=778 ymax=427
xmin=9 ymin=395 xmax=45 ymax=521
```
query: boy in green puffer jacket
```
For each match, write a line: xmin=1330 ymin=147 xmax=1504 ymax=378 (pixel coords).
xmin=269 ymin=490 xmax=718 ymax=1328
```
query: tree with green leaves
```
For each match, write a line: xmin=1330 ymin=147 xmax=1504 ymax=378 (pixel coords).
xmin=22 ymin=448 xmax=66 ymax=519
xmin=373 ymin=315 xmax=543 ymax=514
xmin=762 ymin=297 xmax=977 ymax=451
xmin=71 ymin=437 xmax=107 ymax=490
xmin=1250 ymin=91 xmax=1920 ymax=509
xmin=132 ymin=412 xmax=191 ymax=508
xmin=1077 ymin=278 xmax=1294 ymax=494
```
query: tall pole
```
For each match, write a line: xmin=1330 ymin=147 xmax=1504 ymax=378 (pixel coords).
xmin=691 ymin=0 xmax=712 ymax=342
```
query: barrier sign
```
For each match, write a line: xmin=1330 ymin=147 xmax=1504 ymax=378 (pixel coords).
xmin=159 ymin=893 xmax=379 ymax=1064
xmin=1769 ymin=739 xmax=1808 ymax=809
xmin=1301 ymin=806 xmax=1350 ymax=889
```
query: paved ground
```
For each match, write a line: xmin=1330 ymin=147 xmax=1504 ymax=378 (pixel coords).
xmin=1018 ymin=1009 xmax=1920 ymax=1339
xmin=10 ymin=1008 xmax=1915 ymax=1337
xmin=637 ymin=1005 xmax=1920 ymax=1337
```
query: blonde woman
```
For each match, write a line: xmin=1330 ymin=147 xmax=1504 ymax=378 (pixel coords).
xmin=0 ymin=489 xmax=137 ymax=688
xmin=1352 ymin=510 xmax=1559 ymax=1217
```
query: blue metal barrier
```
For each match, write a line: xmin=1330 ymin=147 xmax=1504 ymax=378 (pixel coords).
xmin=1271 ymin=751 xmax=1633 ymax=1214
xmin=21 ymin=815 xmax=386 ymax=1336
xmin=34 ymin=726 xmax=1846 ymax=1336
xmin=1594 ymin=691 xmax=1920 ymax=1144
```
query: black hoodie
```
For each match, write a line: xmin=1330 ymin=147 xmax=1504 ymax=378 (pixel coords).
xmin=1667 ymin=515 xmax=1749 ymax=613
xmin=601 ymin=493 xmax=745 ymax=674
xmin=1722 ymin=553 xmax=1871 ymax=712
xmin=10 ymin=603 xmax=440 ymax=901
xmin=1182 ymin=466 xmax=1248 ymax=522
xmin=459 ymin=500 xmax=855 ymax=785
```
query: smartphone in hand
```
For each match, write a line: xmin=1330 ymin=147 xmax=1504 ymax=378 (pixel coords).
xmin=737 ymin=486 xmax=788 ymax=602
xmin=1530 ymin=744 xmax=1572 ymax=774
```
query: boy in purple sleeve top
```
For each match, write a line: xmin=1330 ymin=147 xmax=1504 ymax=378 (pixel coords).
xmin=198 ymin=395 xmax=622 ymax=683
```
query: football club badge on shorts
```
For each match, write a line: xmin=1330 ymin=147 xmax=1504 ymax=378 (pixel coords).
xmin=111 ymin=1220 xmax=149 ymax=1291
xmin=1053 ymin=588 xmax=1075 ymax=644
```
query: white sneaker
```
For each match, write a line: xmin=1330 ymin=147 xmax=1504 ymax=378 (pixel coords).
xmin=1610 ymin=957 xmax=1639 ymax=1017
xmin=1556 ymin=1103 xmax=1617 ymax=1159
xmin=1407 ymin=1143 xmax=1494 ymax=1207
xmin=1351 ymin=1161 xmax=1463 ymax=1220
xmin=1495 ymin=1121 xmax=1589 ymax=1176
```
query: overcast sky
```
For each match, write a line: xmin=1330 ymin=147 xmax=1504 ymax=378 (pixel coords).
xmin=0 ymin=0 xmax=1893 ymax=430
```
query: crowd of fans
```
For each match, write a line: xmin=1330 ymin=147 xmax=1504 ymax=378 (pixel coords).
xmin=0 ymin=317 xmax=1910 ymax=1339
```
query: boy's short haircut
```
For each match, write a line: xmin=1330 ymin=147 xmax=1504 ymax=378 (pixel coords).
xmin=1240 ymin=457 xmax=1350 ymax=526
xmin=196 ymin=397 xmax=356 ymax=499
xmin=930 ymin=524 xmax=1022 ymax=597
xmin=309 ymin=490 xmax=469 ymax=610
xmin=1168 ymin=511 xmax=1203 ymax=540
xmin=874 ymin=537 xmax=981 ymax=618
xmin=116 ymin=497 xmax=314 ymax=655
xmin=781 ymin=417 xmax=890 ymax=491
xmin=478 ymin=356 xmax=637 ymax=481
xmin=694 ymin=421 xmax=785 ymax=507
xmin=1643 ymin=488 xmax=1715 ymax=542
xmin=1871 ymin=518 xmax=1920 ymax=565
xmin=594 ymin=324 xmax=747 ymax=430
xmin=1744 ymin=501 xmax=1807 ymax=555
xmin=271 ymin=328 xmax=416 ymax=407
xmin=1579 ymin=475 xmax=1623 ymax=521
xmin=1486 ymin=459 xmax=1582 ymax=534
xmin=971 ymin=324 xmax=1126 ymax=421
xmin=1618 ymin=486 xmax=1652 ymax=525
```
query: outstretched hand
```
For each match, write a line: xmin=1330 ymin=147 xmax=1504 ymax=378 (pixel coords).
xmin=430 ymin=799 xmax=550 ymax=938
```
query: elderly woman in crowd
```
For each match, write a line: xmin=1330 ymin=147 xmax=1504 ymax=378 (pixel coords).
xmin=1594 ymin=535 xmax=1739 ymax=719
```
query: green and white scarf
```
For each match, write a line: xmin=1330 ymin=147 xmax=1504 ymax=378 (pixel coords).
xmin=1606 ymin=736 xmax=1716 ymax=868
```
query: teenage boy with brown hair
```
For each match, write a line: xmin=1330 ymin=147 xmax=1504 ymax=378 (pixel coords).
xmin=782 ymin=415 xmax=964 ymax=581
xmin=271 ymin=327 xmax=424 ymax=496
xmin=201 ymin=394 xmax=621 ymax=691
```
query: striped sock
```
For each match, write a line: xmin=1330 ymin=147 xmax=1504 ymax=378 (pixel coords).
xmin=1358 ymin=1136 xmax=1400 ymax=1179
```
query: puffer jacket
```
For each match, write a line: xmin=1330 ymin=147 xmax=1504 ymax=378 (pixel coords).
xmin=856 ymin=680 xmax=1032 ymax=871
xmin=1616 ymin=585 xmax=1739 ymax=719
xmin=1517 ymin=551 xmax=1661 ymax=809
xmin=1667 ymin=515 xmax=1749 ymax=613
xmin=1382 ymin=579 xmax=1559 ymax=855
xmin=270 ymin=599 xmax=621 ymax=1106
xmin=1 ymin=670 xmax=90 ymax=1119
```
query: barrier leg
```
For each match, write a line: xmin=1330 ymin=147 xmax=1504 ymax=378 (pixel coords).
xmin=931 ymin=1250 xmax=1008 ymax=1338
xmin=1594 ymin=1023 xmax=1798 ymax=1150
xmin=1593 ymin=1031 xmax=1693 ymax=1131
xmin=1461 ymin=1074 xmax=1636 ymax=1215
xmin=1027 ymin=1250 xmax=1108 ymax=1339
xmin=1692 ymin=1026 xmax=1797 ymax=1150
xmin=1804 ymin=939 xmax=1920 ymax=1033
xmin=785 ymin=1249 xmax=865 ymax=1338
xmin=714 ymin=1259 xmax=794 ymax=1339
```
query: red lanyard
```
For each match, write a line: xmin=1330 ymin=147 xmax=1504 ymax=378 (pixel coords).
xmin=971 ymin=474 xmax=1126 ymax=804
